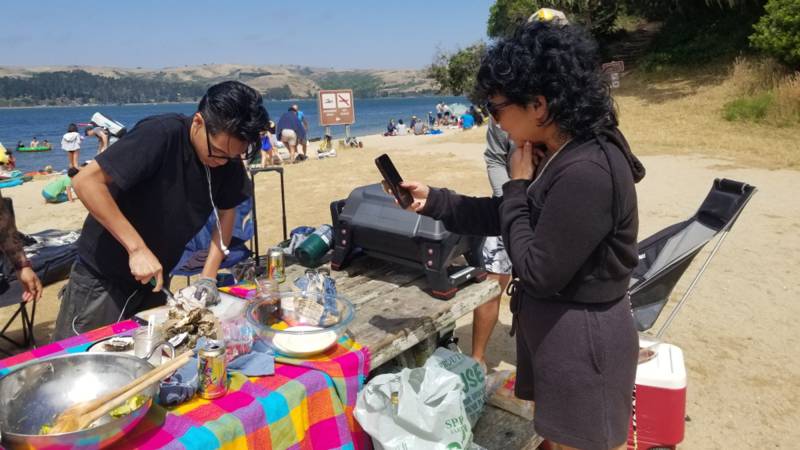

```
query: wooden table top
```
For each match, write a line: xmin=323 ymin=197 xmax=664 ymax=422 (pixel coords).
xmin=284 ymin=256 xmax=500 ymax=370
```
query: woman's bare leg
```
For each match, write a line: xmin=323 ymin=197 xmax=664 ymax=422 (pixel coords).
xmin=471 ymin=273 xmax=511 ymax=364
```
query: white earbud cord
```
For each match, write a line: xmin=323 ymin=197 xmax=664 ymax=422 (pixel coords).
xmin=205 ymin=164 xmax=230 ymax=256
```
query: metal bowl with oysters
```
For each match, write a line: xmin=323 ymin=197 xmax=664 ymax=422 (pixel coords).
xmin=0 ymin=353 xmax=158 ymax=449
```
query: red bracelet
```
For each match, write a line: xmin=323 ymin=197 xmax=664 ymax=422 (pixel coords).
xmin=14 ymin=260 xmax=32 ymax=271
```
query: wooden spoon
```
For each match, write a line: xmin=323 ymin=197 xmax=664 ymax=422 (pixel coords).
xmin=50 ymin=350 xmax=194 ymax=434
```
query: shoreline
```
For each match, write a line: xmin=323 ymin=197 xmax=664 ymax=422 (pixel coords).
xmin=0 ymin=94 xmax=446 ymax=110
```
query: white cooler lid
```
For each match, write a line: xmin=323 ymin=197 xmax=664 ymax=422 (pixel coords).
xmin=636 ymin=338 xmax=687 ymax=389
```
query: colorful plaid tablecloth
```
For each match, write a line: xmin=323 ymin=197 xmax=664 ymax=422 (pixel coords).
xmin=0 ymin=321 xmax=371 ymax=450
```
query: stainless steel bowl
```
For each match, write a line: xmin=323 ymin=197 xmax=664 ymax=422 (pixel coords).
xmin=0 ymin=353 xmax=158 ymax=449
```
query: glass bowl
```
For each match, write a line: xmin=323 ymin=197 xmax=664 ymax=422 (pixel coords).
xmin=245 ymin=291 xmax=355 ymax=357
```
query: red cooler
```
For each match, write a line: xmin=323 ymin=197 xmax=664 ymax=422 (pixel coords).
xmin=628 ymin=339 xmax=687 ymax=450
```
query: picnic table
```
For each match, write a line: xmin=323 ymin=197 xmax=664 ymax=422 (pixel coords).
xmin=284 ymin=256 xmax=501 ymax=370
xmin=0 ymin=256 xmax=501 ymax=449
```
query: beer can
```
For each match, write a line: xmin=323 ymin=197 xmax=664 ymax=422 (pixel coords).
xmin=198 ymin=339 xmax=227 ymax=399
xmin=268 ymin=247 xmax=286 ymax=282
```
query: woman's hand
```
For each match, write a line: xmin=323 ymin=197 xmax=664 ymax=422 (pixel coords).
xmin=382 ymin=180 xmax=430 ymax=213
xmin=509 ymin=141 xmax=546 ymax=181
xmin=400 ymin=181 xmax=430 ymax=212
xmin=18 ymin=267 xmax=42 ymax=303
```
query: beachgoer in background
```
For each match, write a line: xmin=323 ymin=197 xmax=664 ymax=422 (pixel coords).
xmin=276 ymin=107 xmax=305 ymax=163
xmin=410 ymin=115 xmax=418 ymax=130
xmin=42 ymin=167 xmax=79 ymax=204
xmin=396 ymin=119 xmax=407 ymax=136
xmin=293 ymin=104 xmax=309 ymax=159
xmin=436 ymin=102 xmax=444 ymax=125
xmin=51 ymin=80 xmax=267 ymax=341
xmin=442 ymin=103 xmax=451 ymax=124
xmin=413 ymin=119 xmax=428 ymax=135
xmin=16 ymin=141 xmax=23 ymax=150
xmin=85 ymin=126 xmax=110 ymax=153
xmin=260 ymin=124 xmax=281 ymax=167
xmin=428 ymin=111 xmax=435 ymax=127
xmin=5 ymin=149 xmax=16 ymax=170
xmin=461 ymin=111 xmax=475 ymax=130
xmin=61 ymin=123 xmax=82 ymax=169
xmin=0 ymin=191 xmax=43 ymax=302
xmin=385 ymin=119 xmax=397 ymax=136
xmin=43 ymin=139 xmax=53 ymax=150
xmin=30 ymin=137 xmax=39 ymax=148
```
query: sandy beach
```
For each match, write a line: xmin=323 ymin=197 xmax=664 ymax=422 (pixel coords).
xmin=1 ymin=125 xmax=798 ymax=448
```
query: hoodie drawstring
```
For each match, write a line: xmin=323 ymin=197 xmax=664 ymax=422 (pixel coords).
xmin=507 ymin=278 xmax=520 ymax=336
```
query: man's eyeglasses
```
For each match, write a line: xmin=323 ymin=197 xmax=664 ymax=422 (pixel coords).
xmin=204 ymin=124 xmax=256 ymax=162
xmin=484 ymin=100 xmax=514 ymax=122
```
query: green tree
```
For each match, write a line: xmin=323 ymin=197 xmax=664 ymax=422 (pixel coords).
xmin=750 ymin=0 xmax=800 ymax=68
xmin=487 ymin=0 xmax=619 ymax=38
xmin=263 ymin=85 xmax=294 ymax=100
xmin=427 ymin=43 xmax=486 ymax=101
xmin=315 ymin=72 xmax=383 ymax=98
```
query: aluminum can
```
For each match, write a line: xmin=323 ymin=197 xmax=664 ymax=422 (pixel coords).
xmin=198 ymin=339 xmax=227 ymax=399
xmin=268 ymin=247 xmax=286 ymax=282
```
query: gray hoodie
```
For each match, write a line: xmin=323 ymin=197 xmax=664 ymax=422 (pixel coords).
xmin=484 ymin=118 xmax=515 ymax=196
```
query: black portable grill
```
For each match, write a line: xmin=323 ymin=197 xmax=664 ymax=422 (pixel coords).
xmin=329 ymin=184 xmax=486 ymax=299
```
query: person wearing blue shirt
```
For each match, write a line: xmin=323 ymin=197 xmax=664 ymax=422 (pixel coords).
xmin=292 ymin=104 xmax=309 ymax=160
xmin=461 ymin=113 xmax=475 ymax=130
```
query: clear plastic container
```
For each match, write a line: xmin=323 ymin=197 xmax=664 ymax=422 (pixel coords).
xmin=246 ymin=291 xmax=355 ymax=357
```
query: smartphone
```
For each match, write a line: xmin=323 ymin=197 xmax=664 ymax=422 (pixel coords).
xmin=375 ymin=153 xmax=414 ymax=209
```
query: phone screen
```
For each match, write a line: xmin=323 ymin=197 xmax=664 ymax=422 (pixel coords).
xmin=375 ymin=154 xmax=414 ymax=209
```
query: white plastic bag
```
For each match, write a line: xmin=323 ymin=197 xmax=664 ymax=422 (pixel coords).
xmin=355 ymin=366 xmax=473 ymax=450
xmin=424 ymin=347 xmax=486 ymax=427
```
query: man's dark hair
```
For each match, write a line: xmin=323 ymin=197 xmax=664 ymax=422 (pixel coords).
xmin=67 ymin=167 xmax=79 ymax=177
xmin=67 ymin=123 xmax=78 ymax=133
xmin=198 ymin=81 xmax=269 ymax=146
xmin=474 ymin=21 xmax=617 ymax=138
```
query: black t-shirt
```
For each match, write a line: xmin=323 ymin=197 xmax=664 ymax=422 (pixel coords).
xmin=77 ymin=113 xmax=250 ymax=286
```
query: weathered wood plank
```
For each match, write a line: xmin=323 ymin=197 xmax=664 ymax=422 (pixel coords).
xmin=346 ymin=276 xmax=500 ymax=369
xmin=282 ymin=257 xmax=499 ymax=370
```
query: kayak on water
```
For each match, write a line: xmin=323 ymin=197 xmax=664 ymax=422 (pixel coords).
xmin=17 ymin=146 xmax=52 ymax=152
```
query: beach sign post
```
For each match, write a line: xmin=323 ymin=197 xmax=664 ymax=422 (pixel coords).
xmin=318 ymin=89 xmax=356 ymax=139
xmin=601 ymin=60 xmax=624 ymax=89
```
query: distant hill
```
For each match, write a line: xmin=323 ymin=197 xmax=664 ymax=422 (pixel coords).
xmin=0 ymin=64 xmax=436 ymax=106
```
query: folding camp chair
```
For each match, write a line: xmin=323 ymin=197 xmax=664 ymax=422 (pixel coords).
xmin=0 ymin=229 xmax=79 ymax=354
xmin=170 ymin=166 xmax=288 ymax=281
xmin=630 ymin=178 xmax=757 ymax=337
xmin=171 ymin=197 xmax=255 ymax=282
xmin=249 ymin=166 xmax=287 ymax=268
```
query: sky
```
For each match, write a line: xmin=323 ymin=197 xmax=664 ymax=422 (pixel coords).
xmin=1 ymin=0 xmax=493 ymax=70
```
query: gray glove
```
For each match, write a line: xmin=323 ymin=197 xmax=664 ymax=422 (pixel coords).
xmin=191 ymin=277 xmax=220 ymax=307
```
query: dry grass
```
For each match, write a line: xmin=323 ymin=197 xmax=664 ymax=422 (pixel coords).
xmin=450 ymin=65 xmax=800 ymax=169
xmin=613 ymin=62 xmax=799 ymax=169
xmin=770 ymin=72 xmax=800 ymax=125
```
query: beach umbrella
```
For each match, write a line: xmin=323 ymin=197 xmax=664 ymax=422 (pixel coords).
xmin=448 ymin=103 xmax=469 ymax=116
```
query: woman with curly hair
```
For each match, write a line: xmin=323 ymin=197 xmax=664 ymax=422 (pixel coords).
xmin=398 ymin=20 xmax=645 ymax=450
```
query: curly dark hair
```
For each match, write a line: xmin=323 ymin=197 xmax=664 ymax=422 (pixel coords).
xmin=474 ymin=21 xmax=617 ymax=138
xmin=198 ymin=81 xmax=269 ymax=146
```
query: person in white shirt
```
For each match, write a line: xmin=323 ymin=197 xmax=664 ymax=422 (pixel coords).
xmin=61 ymin=123 xmax=82 ymax=169
xmin=395 ymin=119 xmax=408 ymax=136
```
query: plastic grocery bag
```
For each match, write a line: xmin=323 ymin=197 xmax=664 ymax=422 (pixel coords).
xmin=354 ymin=366 xmax=474 ymax=450
xmin=424 ymin=347 xmax=486 ymax=427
